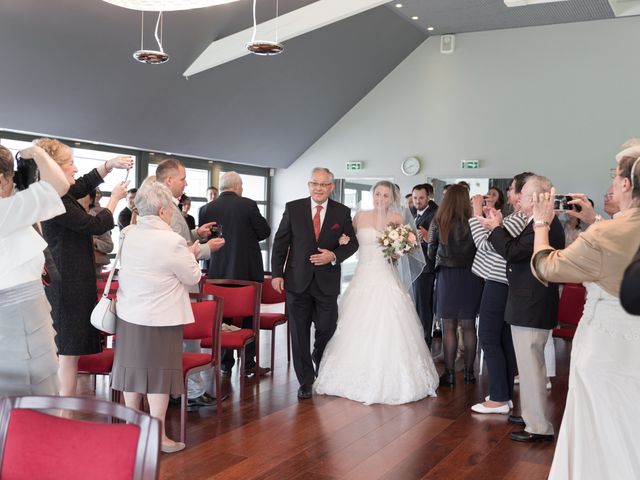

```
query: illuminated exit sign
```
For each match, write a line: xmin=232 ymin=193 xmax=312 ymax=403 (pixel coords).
xmin=346 ymin=161 xmax=363 ymax=171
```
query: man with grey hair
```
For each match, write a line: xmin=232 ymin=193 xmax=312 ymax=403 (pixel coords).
xmin=271 ymin=167 xmax=359 ymax=399
xmin=156 ymin=158 xmax=225 ymax=408
xmin=199 ymin=171 xmax=271 ymax=376
xmin=484 ymin=175 xmax=565 ymax=443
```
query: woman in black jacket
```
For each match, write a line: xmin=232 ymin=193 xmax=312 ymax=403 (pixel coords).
xmin=428 ymin=184 xmax=483 ymax=386
xmin=620 ymin=246 xmax=640 ymax=315
xmin=38 ymin=138 xmax=131 ymax=396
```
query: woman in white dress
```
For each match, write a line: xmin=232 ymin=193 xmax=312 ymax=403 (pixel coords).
xmin=314 ymin=181 xmax=439 ymax=405
xmin=530 ymin=149 xmax=640 ymax=479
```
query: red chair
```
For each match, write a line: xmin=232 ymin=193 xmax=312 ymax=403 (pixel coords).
xmin=0 ymin=395 xmax=160 ymax=480
xmin=96 ymin=280 xmax=118 ymax=301
xmin=201 ymin=280 xmax=262 ymax=377
xmin=260 ymin=274 xmax=290 ymax=370
xmin=180 ymin=295 xmax=224 ymax=443
xmin=78 ymin=342 xmax=120 ymax=404
xmin=553 ymin=283 xmax=586 ymax=340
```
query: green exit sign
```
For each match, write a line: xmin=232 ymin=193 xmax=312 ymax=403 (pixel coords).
xmin=346 ymin=161 xmax=363 ymax=171
xmin=461 ymin=159 xmax=480 ymax=169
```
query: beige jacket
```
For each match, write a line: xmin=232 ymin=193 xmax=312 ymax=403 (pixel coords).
xmin=531 ymin=207 xmax=640 ymax=297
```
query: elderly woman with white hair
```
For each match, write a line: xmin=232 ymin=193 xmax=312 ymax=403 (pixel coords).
xmin=530 ymin=147 xmax=640 ymax=479
xmin=112 ymin=181 xmax=202 ymax=454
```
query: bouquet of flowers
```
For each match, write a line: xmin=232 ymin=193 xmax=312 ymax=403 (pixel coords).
xmin=378 ymin=223 xmax=419 ymax=263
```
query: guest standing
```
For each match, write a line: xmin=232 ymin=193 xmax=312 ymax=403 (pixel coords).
xmin=531 ymin=151 xmax=640 ymax=477
xmin=38 ymin=138 xmax=131 ymax=396
xmin=112 ymin=181 xmax=202 ymax=454
xmin=0 ymin=144 xmax=69 ymax=396
xmin=427 ymin=184 xmax=483 ymax=387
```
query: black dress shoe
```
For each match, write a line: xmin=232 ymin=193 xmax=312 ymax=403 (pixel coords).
xmin=510 ymin=430 xmax=554 ymax=443
xmin=188 ymin=392 xmax=216 ymax=408
xmin=221 ymin=367 xmax=232 ymax=377
xmin=242 ymin=366 xmax=271 ymax=377
xmin=508 ymin=415 xmax=525 ymax=426
xmin=463 ymin=367 xmax=476 ymax=384
xmin=297 ymin=384 xmax=312 ymax=399
xmin=439 ymin=370 xmax=455 ymax=387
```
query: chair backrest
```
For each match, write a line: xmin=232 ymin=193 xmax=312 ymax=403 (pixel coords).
xmin=184 ymin=295 xmax=224 ymax=362
xmin=0 ymin=395 xmax=160 ymax=480
xmin=261 ymin=275 xmax=286 ymax=305
xmin=202 ymin=280 xmax=262 ymax=333
xmin=557 ymin=283 xmax=586 ymax=326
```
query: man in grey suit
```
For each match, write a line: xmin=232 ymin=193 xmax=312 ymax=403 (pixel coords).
xmin=156 ymin=159 xmax=225 ymax=408
xmin=486 ymin=175 xmax=565 ymax=443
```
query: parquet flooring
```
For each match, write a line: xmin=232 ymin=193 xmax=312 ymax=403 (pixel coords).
xmin=87 ymin=330 xmax=570 ymax=479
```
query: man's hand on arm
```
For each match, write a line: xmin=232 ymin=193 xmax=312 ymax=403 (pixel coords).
xmin=310 ymin=248 xmax=336 ymax=266
xmin=271 ymin=277 xmax=285 ymax=294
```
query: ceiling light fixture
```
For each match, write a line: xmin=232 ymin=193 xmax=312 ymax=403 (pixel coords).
xmin=101 ymin=0 xmax=241 ymax=12
xmin=133 ymin=11 xmax=169 ymax=64
xmin=412 ymin=15 xmax=419 ymax=20
xmin=427 ymin=26 xmax=434 ymax=31
xmin=246 ymin=0 xmax=284 ymax=56
xmin=395 ymin=3 xmax=403 ymax=7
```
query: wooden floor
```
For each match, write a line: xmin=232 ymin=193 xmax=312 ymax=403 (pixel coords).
xmin=89 ymin=330 xmax=571 ymax=480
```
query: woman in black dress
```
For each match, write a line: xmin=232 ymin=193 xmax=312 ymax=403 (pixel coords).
xmin=38 ymin=138 xmax=132 ymax=396
xmin=427 ymin=184 xmax=483 ymax=387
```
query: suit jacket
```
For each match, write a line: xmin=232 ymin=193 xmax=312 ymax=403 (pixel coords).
xmin=621 ymin=247 xmax=640 ymax=315
xmin=489 ymin=216 xmax=565 ymax=329
xmin=199 ymin=191 xmax=271 ymax=282
xmin=271 ymin=197 xmax=358 ymax=296
xmin=415 ymin=200 xmax=438 ymax=274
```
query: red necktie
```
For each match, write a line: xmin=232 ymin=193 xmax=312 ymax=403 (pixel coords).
xmin=313 ymin=205 xmax=323 ymax=240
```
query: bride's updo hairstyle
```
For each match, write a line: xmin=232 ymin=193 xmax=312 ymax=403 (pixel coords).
xmin=372 ymin=180 xmax=401 ymax=210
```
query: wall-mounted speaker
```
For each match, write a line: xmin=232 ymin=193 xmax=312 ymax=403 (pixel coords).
xmin=440 ymin=34 xmax=455 ymax=54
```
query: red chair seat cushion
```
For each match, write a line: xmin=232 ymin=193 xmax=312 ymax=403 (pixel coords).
xmin=182 ymin=352 xmax=212 ymax=374
xmin=260 ymin=313 xmax=286 ymax=330
xmin=553 ymin=327 xmax=576 ymax=339
xmin=201 ymin=329 xmax=254 ymax=349
xmin=78 ymin=348 xmax=115 ymax=373
xmin=3 ymin=409 xmax=139 ymax=480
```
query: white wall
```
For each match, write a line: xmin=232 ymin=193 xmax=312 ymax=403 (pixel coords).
xmin=271 ymin=15 xmax=640 ymax=229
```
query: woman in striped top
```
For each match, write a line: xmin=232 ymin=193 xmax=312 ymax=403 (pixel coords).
xmin=468 ymin=175 xmax=530 ymax=414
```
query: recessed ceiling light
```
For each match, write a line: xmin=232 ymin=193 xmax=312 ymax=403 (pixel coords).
xmin=427 ymin=26 xmax=434 ymax=31
xmin=395 ymin=3 xmax=402 ymax=7
xmin=412 ymin=16 xmax=419 ymax=20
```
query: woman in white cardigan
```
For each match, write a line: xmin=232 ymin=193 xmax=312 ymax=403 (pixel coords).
xmin=0 ymin=144 xmax=69 ymax=396
xmin=112 ymin=180 xmax=205 ymax=454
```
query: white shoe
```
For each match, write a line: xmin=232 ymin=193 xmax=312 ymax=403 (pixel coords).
xmin=546 ymin=380 xmax=552 ymax=390
xmin=471 ymin=402 xmax=510 ymax=414
xmin=161 ymin=442 xmax=186 ymax=454
xmin=485 ymin=395 xmax=513 ymax=409
xmin=514 ymin=376 xmax=519 ymax=385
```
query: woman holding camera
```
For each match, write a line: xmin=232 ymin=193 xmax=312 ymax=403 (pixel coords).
xmin=37 ymin=138 xmax=131 ymax=396
xmin=531 ymin=151 xmax=640 ymax=479
xmin=0 ymin=144 xmax=69 ymax=395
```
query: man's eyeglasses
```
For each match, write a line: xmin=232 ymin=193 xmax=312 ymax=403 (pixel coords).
xmin=309 ymin=181 xmax=332 ymax=189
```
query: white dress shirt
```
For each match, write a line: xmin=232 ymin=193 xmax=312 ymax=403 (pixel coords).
xmin=0 ymin=181 xmax=65 ymax=290
xmin=116 ymin=215 xmax=201 ymax=327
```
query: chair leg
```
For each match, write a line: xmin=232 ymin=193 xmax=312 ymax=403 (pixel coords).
xmin=215 ymin=365 xmax=222 ymax=417
xmin=286 ymin=321 xmax=291 ymax=363
xmin=255 ymin=333 xmax=260 ymax=378
xmin=271 ymin=328 xmax=276 ymax=371
xmin=180 ymin=381 xmax=188 ymax=444
xmin=239 ymin=348 xmax=246 ymax=397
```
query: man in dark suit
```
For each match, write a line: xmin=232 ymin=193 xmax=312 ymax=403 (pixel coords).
xmin=117 ymin=188 xmax=137 ymax=229
xmin=412 ymin=183 xmax=438 ymax=348
xmin=488 ymin=175 xmax=565 ymax=443
xmin=271 ymin=167 xmax=359 ymax=399
xmin=199 ymin=171 xmax=271 ymax=376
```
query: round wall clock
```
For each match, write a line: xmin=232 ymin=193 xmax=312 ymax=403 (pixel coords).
xmin=401 ymin=156 xmax=421 ymax=176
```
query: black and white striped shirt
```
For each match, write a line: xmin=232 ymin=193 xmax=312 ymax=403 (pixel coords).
xmin=468 ymin=212 xmax=528 ymax=284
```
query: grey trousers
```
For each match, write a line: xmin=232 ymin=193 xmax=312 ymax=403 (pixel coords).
xmin=511 ymin=325 xmax=554 ymax=435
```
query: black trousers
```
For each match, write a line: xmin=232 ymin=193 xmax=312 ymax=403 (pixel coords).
xmin=414 ymin=271 xmax=435 ymax=348
xmin=478 ymin=280 xmax=517 ymax=402
xmin=286 ymin=277 xmax=338 ymax=386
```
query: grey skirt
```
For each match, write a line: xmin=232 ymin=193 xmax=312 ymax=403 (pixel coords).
xmin=111 ymin=317 xmax=184 ymax=395
xmin=0 ymin=282 xmax=59 ymax=396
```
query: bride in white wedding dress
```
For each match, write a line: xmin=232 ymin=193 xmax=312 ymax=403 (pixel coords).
xmin=314 ymin=181 xmax=439 ymax=405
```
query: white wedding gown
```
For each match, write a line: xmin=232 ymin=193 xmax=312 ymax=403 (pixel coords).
xmin=549 ymin=283 xmax=640 ymax=479
xmin=314 ymin=227 xmax=439 ymax=405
